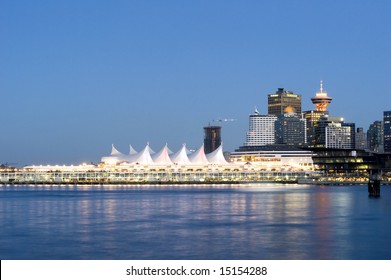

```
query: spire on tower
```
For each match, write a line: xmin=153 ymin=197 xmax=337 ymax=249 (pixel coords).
xmin=311 ymin=80 xmax=332 ymax=112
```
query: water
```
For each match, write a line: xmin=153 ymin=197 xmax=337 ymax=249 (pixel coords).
xmin=1 ymin=184 xmax=390 ymax=260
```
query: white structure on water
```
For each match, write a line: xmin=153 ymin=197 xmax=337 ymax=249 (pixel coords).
xmin=1 ymin=143 xmax=318 ymax=184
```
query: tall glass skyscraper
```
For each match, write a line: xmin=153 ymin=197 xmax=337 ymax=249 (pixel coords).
xmin=367 ymin=121 xmax=384 ymax=152
xmin=384 ymin=111 xmax=391 ymax=153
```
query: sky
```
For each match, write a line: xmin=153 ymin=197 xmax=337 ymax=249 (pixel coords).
xmin=0 ymin=0 xmax=390 ymax=166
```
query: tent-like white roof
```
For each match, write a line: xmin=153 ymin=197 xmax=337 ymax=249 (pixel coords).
xmin=152 ymin=144 xmax=173 ymax=165
xmin=129 ymin=144 xmax=138 ymax=155
xmin=188 ymin=144 xmax=209 ymax=165
xmin=111 ymin=144 xmax=125 ymax=156
xmin=129 ymin=144 xmax=154 ymax=164
xmin=101 ymin=144 xmax=128 ymax=164
xmin=206 ymin=144 xmax=227 ymax=165
xmin=148 ymin=144 xmax=155 ymax=155
xmin=170 ymin=144 xmax=191 ymax=164
xmin=101 ymin=143 xmax=229 ymax=166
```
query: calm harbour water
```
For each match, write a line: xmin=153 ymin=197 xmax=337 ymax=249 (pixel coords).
xmin=0 ymin=184 xmax=390 ymax=260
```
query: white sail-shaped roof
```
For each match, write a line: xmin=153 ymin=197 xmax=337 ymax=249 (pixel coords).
xmin=206 ymin=144 xmax=227 ymax=165
xmin=170 ymin=144 xmax=191 ymax=164
xmin=152 ymin=144 xmax=173 ymax=164
xmin=129 ymin=144 xmax=138 ymax=155
xmin=189 ymin=144 xmax=209 ymax=165
xmin=148 ymin=145 xmax=155 ymax=155
xmin=111 ymin=144 xmax=125 ymax=156
xmin=101 ymin=144 xmax=128 ymax=164
xmin=129 ymin=144 xmax=154 ymax=164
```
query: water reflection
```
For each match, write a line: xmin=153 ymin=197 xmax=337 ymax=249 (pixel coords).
xmin=0 ymin=185 xmax=391 ymax=259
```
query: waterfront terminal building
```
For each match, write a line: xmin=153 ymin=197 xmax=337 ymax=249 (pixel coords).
xmin=0 ymin=143 xmax=319 ymax=184
xmin=230 ymin=144 xmax=314 ymax=172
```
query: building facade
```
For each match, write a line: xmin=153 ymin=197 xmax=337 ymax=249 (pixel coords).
xmin=231 ymin=145 xmax=314 ymax=172
xmin=342 ymin=122 xmax=356 ymax=149
xmin=315 ymin=116 xmax=353 ymax=149
xmin=355 ymin=127 xmax=368 ymax=150
xmin=244 ymin=110 xmax=277 ymax=146
xmin=302 ymin=110 xmax=327 ymax=147
xmin=275 ymin=113 xmax=306 ymax=146
xmin=268 ymin=88 xmax=302 ymax=116
xmin=367 ymin=121 xmax=384 ymax=153
xmin=325 ymin=124 xmax=352 ymax=149
xmin=384 ymin=111 xmax=391 ymax=153
xmin=204 ymin=126 xmax=222 ymax=154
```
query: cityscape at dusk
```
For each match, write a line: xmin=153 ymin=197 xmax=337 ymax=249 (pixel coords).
xmin=2 ymin=1 xmax=391 ymax=271
xmin=1 ymin=0 xmax=390 ymax=165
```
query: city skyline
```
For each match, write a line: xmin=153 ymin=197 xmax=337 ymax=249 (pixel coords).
xmin=1 ymin=0 xmax=390 ymax=165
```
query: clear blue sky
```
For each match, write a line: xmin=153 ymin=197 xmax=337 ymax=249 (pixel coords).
xmin=1 ymin=0 xmax=390 ymax=166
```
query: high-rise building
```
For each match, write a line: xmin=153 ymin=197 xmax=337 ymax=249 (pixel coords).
xmin=355 ymin=128 xmax=368 ymax=150
xmin=302 ymin=82 xmax=332 ymax=147
xmin=268 ymin=88 xmax=301 ymax=116
xmin=244 ymin=110 xmax=277 ymax=146
xmin=384 ymin=111 xmax=391 ymax=153
xmin=204 ymin=126 xmax=221 ymax=154
xmin=342 ymin=122 xmax=356 ymax=149
xmin=367 ymin=121 xmax=384 ymax=153
xmin=302 ymin=110 xmax=328 ymax=147
xmin=315 ymin=116 xmax=352 ymax=149
xmin=311 ymin=80 xmax=332 ymax=112
xmin=275 ymin=113 xmax=306 ymax=146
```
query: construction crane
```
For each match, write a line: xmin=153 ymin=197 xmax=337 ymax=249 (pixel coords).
xmin=208 ymin=118 xmax=236 ymax=126
xmin=213 ymin=118 xmax=236 ymax=123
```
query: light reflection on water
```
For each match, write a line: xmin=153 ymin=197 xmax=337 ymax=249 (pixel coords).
xmin=0 ymin=184 xmax=390 ymax=260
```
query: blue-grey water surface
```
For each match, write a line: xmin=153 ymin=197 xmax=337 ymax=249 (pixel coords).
xmin=1 ymin=184 xmax=390 ymax=260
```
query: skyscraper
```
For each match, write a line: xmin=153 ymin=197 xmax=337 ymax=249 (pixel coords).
xmin=315 ymin=116 xmax=352 ymax=149
xmin=384 ymin=111 xmax=391 ymax=153
xmin=268 ymin=88 xmax=302 ymax=116
xmin=367 ymin=121 xmax=383 ymax=153
xmin=342 ymin=122 xmax=356 ymax=149
xmin=203 ymin=126 xmax=221 ymax=154
xmin=302 ymin=110 xmax=327 ymax=147
xmin=275 ymin=113 xmax=306 ymax=146
xmin=355 ymin=128 xmax=368 ymax=150
xmin=244 ymin=110 xmax=277 ymax=146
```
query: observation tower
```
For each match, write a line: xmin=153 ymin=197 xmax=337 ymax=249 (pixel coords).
xmin=311 ymin=81 xmax=332 ymax=112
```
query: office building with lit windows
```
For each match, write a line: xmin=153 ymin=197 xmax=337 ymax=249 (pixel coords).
xmin=268 ymin=88 xmax=302 ymax=116
xmin=355 ymin=127 xmax=368 ymax=150
xmin=367 ymin=121 xmax=384 ymax=153
xmin=275 ymin=113 xmax=306 ymax=146
xmin=244 ymin=110 xmax=277 ymax=146
xmin=315 ymin=116 xmax=353 ymax=149
xmin=384 ymin=111 xmax=391 ymax=153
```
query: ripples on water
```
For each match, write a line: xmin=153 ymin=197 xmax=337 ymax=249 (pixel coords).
xmin=0 ymin=184 xmax=390 ymax=260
